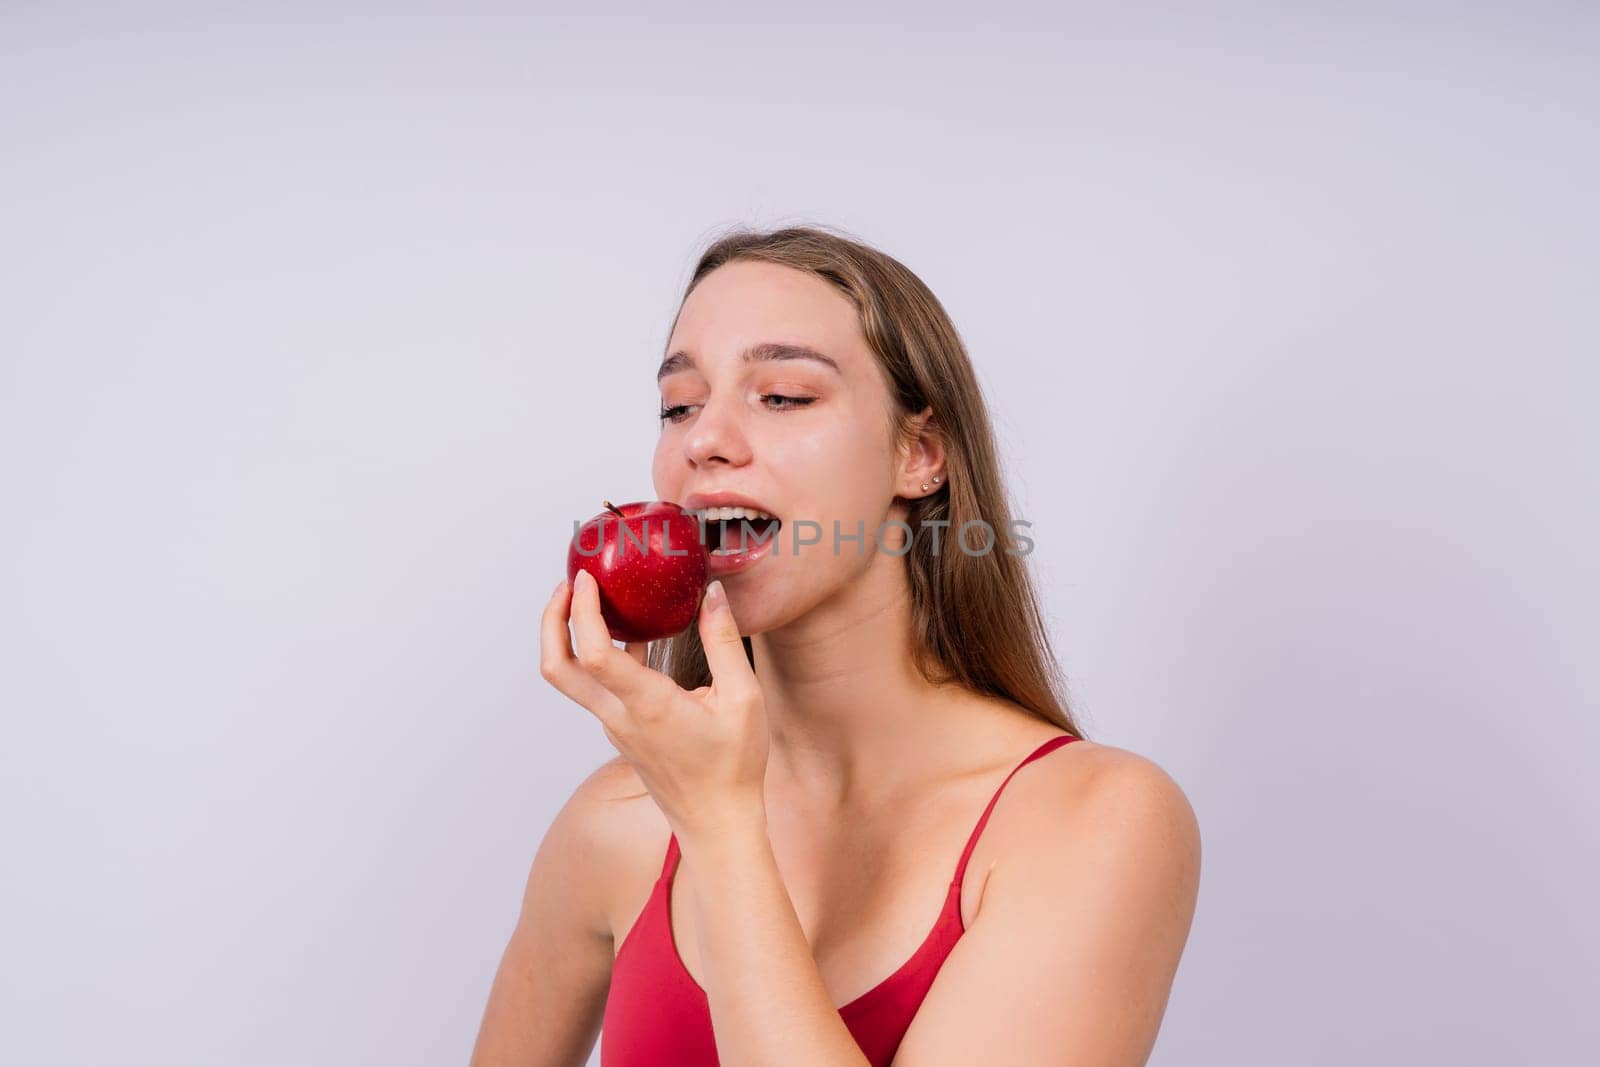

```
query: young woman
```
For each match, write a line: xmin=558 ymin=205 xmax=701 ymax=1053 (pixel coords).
xmin=471 ymin=227 xmax=1201 ymax=1066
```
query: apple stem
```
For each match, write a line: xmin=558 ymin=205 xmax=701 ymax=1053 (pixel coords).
xmin=603 ymin=500 xmax=625 ymax=518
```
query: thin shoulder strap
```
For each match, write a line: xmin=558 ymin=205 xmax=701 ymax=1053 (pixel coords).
xmin=659 ymin=832 xmax=681 ymax=882
xmin=951 ymin=734 xmax=1080 ymax=888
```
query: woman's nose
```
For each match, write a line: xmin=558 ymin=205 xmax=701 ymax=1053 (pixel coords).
xmin=683 ymin=395 xmax=752 ymax=468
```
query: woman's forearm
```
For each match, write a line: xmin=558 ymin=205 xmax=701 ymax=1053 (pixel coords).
xmin=678 ymin=808 xmax=873 ymax=1067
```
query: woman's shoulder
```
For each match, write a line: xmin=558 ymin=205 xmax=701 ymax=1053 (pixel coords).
xmin=938 ymin=697 xmax=1184 ymax=819
xmin=989 ymin=734 xmax=1201 ymax=897
xmin=564 ymin=752 xmax=669 ymax=856
xmin=559 ymin=755 xmax=672 ymax=935
xmin=1003 ymin=731 xmax=1196 ymax=827
xmin=1075 ymin=736 xmax=1190 ymax=800
xmin=571 ymin=752 xmax=652 ymax=806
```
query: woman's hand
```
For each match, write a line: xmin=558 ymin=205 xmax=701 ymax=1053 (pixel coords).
xmin=540 ymin=570 xmax=770 ymax=841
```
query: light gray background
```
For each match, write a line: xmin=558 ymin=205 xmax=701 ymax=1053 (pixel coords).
xmin=2 ymin=4 xmax=1595 ymax=1065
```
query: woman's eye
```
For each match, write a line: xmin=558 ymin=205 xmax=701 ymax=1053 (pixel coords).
xmin=761 ymin=394 xmax=816 ymax=412
xmin=659 ymin=394 xmax=815 ymax=424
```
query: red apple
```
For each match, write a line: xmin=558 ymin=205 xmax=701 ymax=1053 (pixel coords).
xmin=567 ymin=499 xmax=708 ymax=643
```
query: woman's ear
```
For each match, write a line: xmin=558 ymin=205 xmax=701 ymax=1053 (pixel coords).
xmin=898 ymin=405 xmax=947 ymax=497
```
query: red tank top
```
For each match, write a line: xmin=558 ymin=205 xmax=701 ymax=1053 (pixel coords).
xmin=600 ymin=732 xmax=1080 ymax=1066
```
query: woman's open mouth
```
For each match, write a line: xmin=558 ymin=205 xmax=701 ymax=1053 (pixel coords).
xmin=692 ymin=506 xmax=782 ymax=572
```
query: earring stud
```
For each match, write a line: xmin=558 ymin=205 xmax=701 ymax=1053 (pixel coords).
xmin=932 ymin=476 xmax=941 ymax=484
xmin=920 ymin=482 xmax=930 ymax=491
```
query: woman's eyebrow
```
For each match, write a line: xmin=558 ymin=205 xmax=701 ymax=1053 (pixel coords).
xmin=656 ymin=342 xmax=842 ymax=382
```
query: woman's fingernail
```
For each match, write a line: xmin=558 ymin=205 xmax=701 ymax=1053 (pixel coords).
xmin=705 ymin=579 xmax=726 ymax=612
xmin=554 ymin=578 xmax=567 ymax=598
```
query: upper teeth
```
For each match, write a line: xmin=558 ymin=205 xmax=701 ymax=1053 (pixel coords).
xmin=695 ymin=506 xmax=775 ymax=522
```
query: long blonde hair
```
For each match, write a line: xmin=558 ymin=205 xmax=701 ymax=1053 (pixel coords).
xmin=647 ymin=224 xmax=1083 ymax=739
